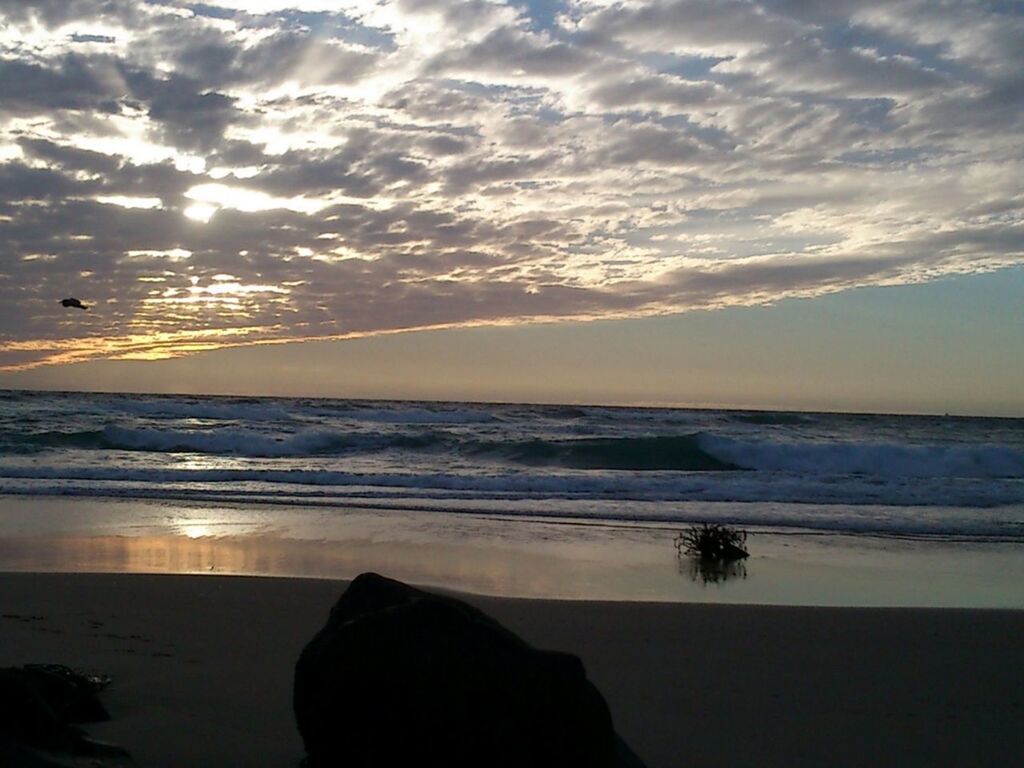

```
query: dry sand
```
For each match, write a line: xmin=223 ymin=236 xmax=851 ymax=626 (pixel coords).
xmin=1 ymin=572 xmax=1022 ymax=768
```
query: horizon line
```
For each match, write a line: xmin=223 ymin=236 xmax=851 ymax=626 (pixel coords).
xmin=3 ymin=386 xmax=1020 ymax=421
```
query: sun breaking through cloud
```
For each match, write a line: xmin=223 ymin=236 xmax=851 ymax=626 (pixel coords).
xmin=1 ymin=0 xmax=1022 ymax=369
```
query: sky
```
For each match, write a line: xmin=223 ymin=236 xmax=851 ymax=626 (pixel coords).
xmin=0 ymin=1 xmax=1022 ymax=413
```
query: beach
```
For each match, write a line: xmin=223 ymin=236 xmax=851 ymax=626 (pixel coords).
xmin=2 ymin=392 xmax=1023 ymax=765
xmin=2 ymin=573 xmax=1024 ymax=765
xmin=3 ymin=571 xmax=1023 ymax=768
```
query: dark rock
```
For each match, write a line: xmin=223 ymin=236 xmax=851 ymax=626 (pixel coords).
xmin=295 ymin=572 xmax=645 ymax=768
xmin=19 ymin=664 xmax=112 ymax=724
xmin=0 ymin=665 xmax=133 ymax=767
xmin=0 ymin=738 xmax=133 ymax=768
xmin=718 ymin=542 xmax=750 ymax=561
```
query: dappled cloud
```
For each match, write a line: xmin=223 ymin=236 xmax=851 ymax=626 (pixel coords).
xmin=1 ymin=0 xmax=1022 ymax=369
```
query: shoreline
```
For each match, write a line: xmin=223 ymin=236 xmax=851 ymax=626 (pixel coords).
xmin=2 ymin=494 xmax=1023 ymax=608
xmin=2 ymin=571 xmax=1023 ymax=768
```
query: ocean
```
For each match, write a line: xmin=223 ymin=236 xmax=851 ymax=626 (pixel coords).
xmin=1 ymin=390 xmax=1023 ymax=603
xmin=2 ymin=390 xmax=1023 ymax=539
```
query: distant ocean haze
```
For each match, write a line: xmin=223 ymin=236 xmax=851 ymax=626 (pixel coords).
xmin=1 ymin=390 xmax=1023 ymax=541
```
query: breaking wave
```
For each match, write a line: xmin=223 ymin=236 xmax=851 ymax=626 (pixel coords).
xmin=117 ymin=399 xmax=294 ymax=421
xmin=701 ymin=435 xmax=1024 ymax=479
xmin=7 ymin=427 xmax=1024 ymax=480
xmin=482 ymin=435 xmax=738 ymax=471
xmin=9 ymin=427 xmax=440 ymax=458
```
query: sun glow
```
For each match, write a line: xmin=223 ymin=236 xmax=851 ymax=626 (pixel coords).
xmin=0 ymin=327 xmax=277 ymax=370
xmin=185 ymin=183 xmax=329 ymax=215
xmin=183 ymin=525 xmax=211 ymax=539
xmin=152 ymin=281 xmax=290 ymax=301
xmin=184 ymin=202 xmax=217 ymax=223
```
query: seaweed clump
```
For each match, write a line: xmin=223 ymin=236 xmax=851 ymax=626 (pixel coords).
xmin=675 ymin=523 xmax=749 ymax=561
xmin=675 ymin=524 xmax=749 ymax=584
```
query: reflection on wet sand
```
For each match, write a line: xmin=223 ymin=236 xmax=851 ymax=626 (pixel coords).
xmin=681 ymin=555 xmax=749 ymax=585
xmin=2 ymin=493 xmax=1023 ymax=606
xmin=0 ymin=532 xmax=663 ymax=600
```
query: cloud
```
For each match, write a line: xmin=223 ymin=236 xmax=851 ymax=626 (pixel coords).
xmin=0 ymin=55 xmax=123 ymax=116
xmin=0 ymin=0 xmax=1021 ymax=369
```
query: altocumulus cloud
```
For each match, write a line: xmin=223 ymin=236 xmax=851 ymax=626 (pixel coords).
xmin=0 ymin=0 xmax=1022 ymax=368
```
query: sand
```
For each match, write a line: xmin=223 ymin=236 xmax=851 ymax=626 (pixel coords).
xmin=1 ymin=572 xmax=1022 ymax=768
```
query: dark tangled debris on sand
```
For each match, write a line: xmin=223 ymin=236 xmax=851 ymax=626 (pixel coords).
xmin=0 ymin=664 xmax=134 ymax=767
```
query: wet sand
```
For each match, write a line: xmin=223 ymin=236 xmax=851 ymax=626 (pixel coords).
xmin=1 ymin=572 xmax=1022 ymax=767
xmin=3 ymin=495 xmax=1023 ymax=607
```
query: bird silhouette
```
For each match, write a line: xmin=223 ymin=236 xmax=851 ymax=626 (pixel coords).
xmin=60 ymin=298 xmax=88 ymax=310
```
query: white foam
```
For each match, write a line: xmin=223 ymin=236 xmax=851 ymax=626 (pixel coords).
xmin=2 ymin=462 xmax=1023 ymax=510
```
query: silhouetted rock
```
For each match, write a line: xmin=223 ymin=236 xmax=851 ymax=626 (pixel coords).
xmin=0 ymin=665 xmax=133 ymax=767
xmin=295 ymin=572 xmax=645 ymax=768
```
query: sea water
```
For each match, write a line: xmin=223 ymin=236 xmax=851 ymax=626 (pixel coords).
xmin=1 ymin=390 xmax=1022 ymax=603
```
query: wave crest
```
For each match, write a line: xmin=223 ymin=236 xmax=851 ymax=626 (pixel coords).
xmin=489 ymin=434 xmax=738 ymax=471
xmin=701 ymin=435 xmax=1024 ymax=479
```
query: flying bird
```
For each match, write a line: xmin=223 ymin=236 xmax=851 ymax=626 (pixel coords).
xmin=60 ymin=298 xmax=88 ymax=310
